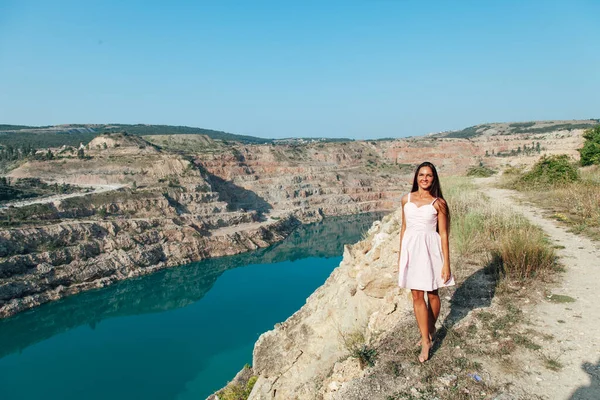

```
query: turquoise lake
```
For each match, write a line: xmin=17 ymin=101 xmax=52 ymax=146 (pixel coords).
xmin=0 ymin=213 xmax=384 ymax=400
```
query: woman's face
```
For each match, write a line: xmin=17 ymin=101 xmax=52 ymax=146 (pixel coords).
xmin=417 ymin=166 xmax=434 ymax=190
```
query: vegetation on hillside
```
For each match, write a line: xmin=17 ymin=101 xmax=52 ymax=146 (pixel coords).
xmin=510 ymin=122 xmax=598 ymax=135
xmin=0 ymin=143 xmax=70 ymax=172
xmin=444 ymin=125 xmax=491 ymax=138
xmin=579 ymin=125 xmax=600 ymax=166
xmin=101 ymin=124 xmax=272 ymax=144
xmin=502 ymin=155 xmax=600 ymax=240
xmin=0 ymin=131 xmax=97 ymax=149
xmin=444 ymin=120 xmax=599 ymax=139
xmin=0 ymin=124 xmax=272 ymax=149
xmin=509 ymin=154 xmax=579 ymax=189
xmin=0 ymin=124 xmax=37 ymax=131
xmin=216 ymin=365 xmax=257 ymax=400
xmin=466 ymin=164 xmax=497 ymax=177
xmin=0 ymin=178 xmax=79 ymax=203
xmin=488 ymin=141 xmax=543 ymax=157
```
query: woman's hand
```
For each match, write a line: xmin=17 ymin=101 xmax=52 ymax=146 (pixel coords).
xmin=441 ymin=266 xmax=452 ymax=284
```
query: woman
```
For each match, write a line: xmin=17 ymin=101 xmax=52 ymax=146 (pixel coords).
xmin=398 ymin=161 xmax=454 ymax=362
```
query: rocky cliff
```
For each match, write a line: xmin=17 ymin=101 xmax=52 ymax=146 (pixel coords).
xmin=244 ymin=210 xmax=410 ymax=399
xmin=0 ymin=212 xmax=300 ymax=318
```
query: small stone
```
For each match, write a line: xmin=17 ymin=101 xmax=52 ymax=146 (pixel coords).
xmin=328 ymin=381 xmax=340 ymax=391
xmin=438 ymin=374 xmax=457 ymax=386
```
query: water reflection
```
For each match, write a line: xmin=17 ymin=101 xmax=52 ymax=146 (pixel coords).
xmin=0 ymin=212 xmax=385 ymax=360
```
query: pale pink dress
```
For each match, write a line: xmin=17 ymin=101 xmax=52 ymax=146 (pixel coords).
xmin=398 ymin=193 xmax=455 ymax=291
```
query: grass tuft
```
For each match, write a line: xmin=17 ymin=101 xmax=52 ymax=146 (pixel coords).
xmin=491 ymin=226 xmax=556 ymax=280
xmin=341 ymin=330 xmax=378 ymax=368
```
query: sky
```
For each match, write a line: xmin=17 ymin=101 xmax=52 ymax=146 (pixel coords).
xmin=0 ymin=0 xmax=599 ymax=140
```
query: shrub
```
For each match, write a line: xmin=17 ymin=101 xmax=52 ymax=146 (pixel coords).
xmin=518 ymin=155 xmax=579 ymax=187
xmin=579 ymin=125 xmax=600 ymax=166
xmin=466 ymin=165 xmax=497 ymax=177
xmin=217 ymin=374 xmax=257 ymax=400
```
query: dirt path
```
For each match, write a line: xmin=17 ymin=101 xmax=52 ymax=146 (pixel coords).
xmin=480 ymin=184 xmax=600 ymax=399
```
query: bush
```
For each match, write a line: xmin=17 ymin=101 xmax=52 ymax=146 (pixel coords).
xmin=217 ymin=375 xmax=257 ymax=400
xmin=466 ymin=165 xmax=497 ymax=177
xmin=518 ymin=155 xmax=579 ymax=187
xmin=579 ymin=125 xmax=600 ymax=166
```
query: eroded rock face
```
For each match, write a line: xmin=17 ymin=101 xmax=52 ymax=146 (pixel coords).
xmin=0 ymin=215 xmax=300 ymax=318
xmin=246 ymin=210 xmax=412 ymax=400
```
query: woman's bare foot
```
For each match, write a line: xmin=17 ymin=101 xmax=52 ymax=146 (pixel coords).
xmin=415 ymin=327 xmax=436 ymax=347
xmin=418 ymin=340 xmax=432 ymax=363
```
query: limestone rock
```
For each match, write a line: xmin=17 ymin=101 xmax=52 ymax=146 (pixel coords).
xmin=246 ymin=212 xmax=410 ymax=400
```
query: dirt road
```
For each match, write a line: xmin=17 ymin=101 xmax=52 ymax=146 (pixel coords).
xmin=0 ymin=184 xmax=125 ymax=209
xmin=481 ymin=184 xmax=600 ymax=400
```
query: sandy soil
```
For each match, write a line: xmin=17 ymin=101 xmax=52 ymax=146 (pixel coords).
xmin=479 ymin=182 xmax=600 ymax=400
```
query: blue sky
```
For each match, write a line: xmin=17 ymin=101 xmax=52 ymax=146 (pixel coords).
xmin=0 ymin=0 xmax=599 ymax=139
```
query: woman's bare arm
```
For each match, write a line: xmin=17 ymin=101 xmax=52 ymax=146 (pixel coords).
xmin=398 ymin=194 xmax=408 ymax=266
xmin=435 ymin=198 xmax=451 ymax=283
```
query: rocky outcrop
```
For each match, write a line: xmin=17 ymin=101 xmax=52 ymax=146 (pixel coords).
xmin=0 ymin=214 xmax=300 ymax=318
xmin=243 ymin=210 xmax=412 ymax=400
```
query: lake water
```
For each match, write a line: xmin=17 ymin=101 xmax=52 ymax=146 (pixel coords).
xmin=0 ymin=213 xmax=385 ymax=400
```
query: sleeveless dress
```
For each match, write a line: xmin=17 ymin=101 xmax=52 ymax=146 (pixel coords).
xmin=398 ymin=193 xmax=455 ymax=291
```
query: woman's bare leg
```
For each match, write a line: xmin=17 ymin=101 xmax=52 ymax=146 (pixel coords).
xmin=411 ymin=289 xmax=432 ymax=362
xmin=426 ymin=290 xmax=440 ymax=339
xmin=415 ymin=290 xmax=440 ymax=346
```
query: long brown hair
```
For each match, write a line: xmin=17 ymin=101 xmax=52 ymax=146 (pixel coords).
xmin=411 ymin=161 xmax=450 ymax=228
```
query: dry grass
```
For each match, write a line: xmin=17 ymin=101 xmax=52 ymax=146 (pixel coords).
xmin=492 ymin=226 xmax=556 ymax=280
xmin=502 ymin=164 xmax=600 ymax=241
xmin=443 ymin=176 xmax=558 ymax=282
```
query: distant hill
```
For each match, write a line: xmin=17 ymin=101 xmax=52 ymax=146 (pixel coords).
xmin=440 ymin=119 xmax=600 ymax=139
xmin=0 ymin=123 xmax=272 ymax=148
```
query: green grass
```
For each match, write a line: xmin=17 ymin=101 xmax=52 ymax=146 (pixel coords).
xmin=217 ymin=373 xmax=258 ymax=400
xmin=547 ymin=294 xmax=576 ymax=303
